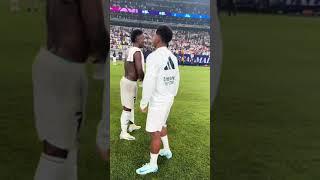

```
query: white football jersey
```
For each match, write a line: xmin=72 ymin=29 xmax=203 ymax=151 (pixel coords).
xmin=126 ymin=47 xmax=145 ymax=72
xmin=140 ymin=46 xmax=180 ymax=109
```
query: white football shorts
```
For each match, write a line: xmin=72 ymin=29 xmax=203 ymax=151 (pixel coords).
xmin=146 ymin=100 xmax=174 ymax=132
xmin=32 ymin=48 xmax=88 ymax=149
xmin=120 ymin=77 xmax=137 ymax=109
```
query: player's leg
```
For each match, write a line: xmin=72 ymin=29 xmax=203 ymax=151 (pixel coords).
xmin=119 ymin=106 xmax=135 ymax=140
xmin=119 ymin=78 xmax=136 ymax=140
xmin=150 ymin=131 xmax=161 ymax=165
xmin=129 ymin=89 xmax=136 ymax=125
xmin=112 ymin=57 xmax=116 ymax=65
xmin=121 ymin=106 xmax=131 ymax=133
xmin=136 ymin=103 xmax=171 ymax=175
xmin=35 ymin=141 xmax=78 ymax=180
xmin=128 ymin=108 xmax=141 ymax=132
xmin=34 ymin=141 xmax=69 ymax=180
xmin=159 ymin=127 xmax=172 ymax=159
xmin=33 ymin=49 xmax=85 ymax=180
xmin=33 ymin=50 xmax=66 ymax=180
xmin=130 ymin=108 xmax=134 ymax=124
xmin=128 ymin=84 xmax=141 ymax=132
xmin=136 ymin=131 xmax=160 ymax=175
xmin=159 ymin=101 xmax=174 ymax=159
xmin=120 ymin=78 xmax=132 ymax=134
xmin=130 ymin=89 xmax=137 ymax=125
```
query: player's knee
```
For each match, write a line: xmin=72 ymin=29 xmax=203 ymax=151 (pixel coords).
xmin=160 ymin=127 xmax=167 ymax=137
xmin=123 ymin=106 xmax=131 ymax=111
xmin=42 ymin=140 xmax=68 ymax=159
xmin=151 ymin=131 xmax=161 ymax=139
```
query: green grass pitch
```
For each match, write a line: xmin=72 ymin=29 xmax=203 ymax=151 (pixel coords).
xmin=0 ymin=1 xmax=108 ymax=179
xmin=110 ymin=62 xmax=210 ymax=179
xmin=214 ymin=14 xmax=320 ymax=179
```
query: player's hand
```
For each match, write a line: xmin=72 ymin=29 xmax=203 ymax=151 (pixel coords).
xmin=141 ymin=107 xmax=148 ymax=113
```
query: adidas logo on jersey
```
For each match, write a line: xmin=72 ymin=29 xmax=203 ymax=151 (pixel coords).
xmin=164 ymin=57 xmax=175 ymax=70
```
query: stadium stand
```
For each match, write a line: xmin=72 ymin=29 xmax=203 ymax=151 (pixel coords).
xmin=219 ymin=0 xmax=320 ymax=15
xmin=111 ymin=0 xmax=210 ymax=14
xmin=110 ymin=0 xmax=210 ymax=28
xmin=110 ymin=0 xmax=211 ymax=66
xmin=110 ymin=26 xmax=210 ymax=65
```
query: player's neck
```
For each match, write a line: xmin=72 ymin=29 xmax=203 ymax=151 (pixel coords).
xmin=156 ymin=43 xmax=167 ymax=49
xmin=133 ymin=43 xmax=140 ymax=48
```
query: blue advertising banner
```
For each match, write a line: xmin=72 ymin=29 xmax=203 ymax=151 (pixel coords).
xmin=176 ymin=54 xmax=210 ymax=66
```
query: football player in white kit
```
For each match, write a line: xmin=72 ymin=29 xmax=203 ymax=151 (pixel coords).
xmin=136 ymin=25 xmax=180 ymax=175
xmin=32 ymin=0 xmax=107 ymax=179
xmin=112 ymin=51 xmax=117 ymax=65
xmin=119 ymin=29 xmax=145 ymax=140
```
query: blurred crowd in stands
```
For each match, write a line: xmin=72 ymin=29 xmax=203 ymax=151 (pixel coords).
xmin=110 ymin=25 xmax=210 ymax=61
xmin=110 ymin=0 xmax=210 ymax=25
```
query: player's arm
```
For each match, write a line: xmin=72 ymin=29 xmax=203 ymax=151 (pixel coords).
xmin=140 ymin=56 xmax=157 ymax=110
xmin=133 ymin=51 xmax=145 ymax=81
xmin=79 ymin=0 xmax=109 ymax=63
xmin=96 ymin=78 xmax=109 ymax=161
xmin=174 ymin=61 xmax=180 ymax=96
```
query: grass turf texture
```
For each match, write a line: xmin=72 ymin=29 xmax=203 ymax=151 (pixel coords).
xmin=0 ymin=1 xmax=108 ymax=179
xmin=214 ymin=14 xmax=320 ymax=179
xmin=110 ymin=62 xmax=210 ymax=179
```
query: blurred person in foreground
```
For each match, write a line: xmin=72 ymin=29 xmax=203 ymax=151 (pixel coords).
xmin=32 ymin=0 xmax=108 ymax=179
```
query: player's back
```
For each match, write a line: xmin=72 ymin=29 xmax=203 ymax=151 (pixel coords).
xmin=46 ymin=0 xmax=89 ymax=63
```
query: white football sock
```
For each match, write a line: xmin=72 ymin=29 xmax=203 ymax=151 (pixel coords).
xmin=120 ymin=110 xmax=131 ymax=133
xmin=34 ymin=153 xmax=68 ymax=180
xmin=149 ymin=152 xmax=159 ymax=166
xmin=161 ymin=135 xmax=170 ymax=150
xmin=65 ymin=148 xmax=78 ymax=180
xmin=130 ymin=109 xmax=135 ymax=124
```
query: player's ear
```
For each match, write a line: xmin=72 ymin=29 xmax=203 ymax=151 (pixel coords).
xmin=155 ymin=35 xmax=160 ymax=44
